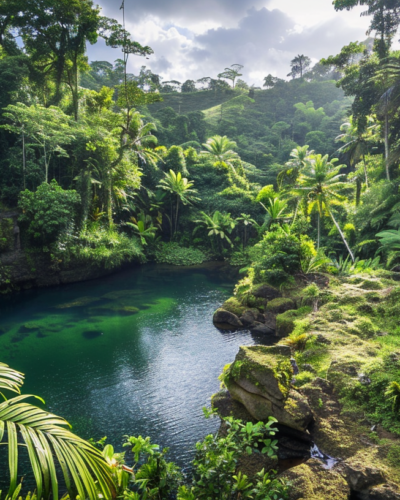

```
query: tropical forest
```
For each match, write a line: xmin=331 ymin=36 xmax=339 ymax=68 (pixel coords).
xmin=1 ymin=0 xmax=400 ymax=499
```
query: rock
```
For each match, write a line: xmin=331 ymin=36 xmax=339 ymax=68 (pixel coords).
xmin=237 ymin=451 xmax=278 ymax=477
xmin=213 ymin=308 xmax=243 ymax=329
xmin=276 ymin=312 xmax=296 ymax=337
xmin=278 ymin=435 xmax=311 ymax=461
xmin=339 ymin=461 xmax=385 ymax=492
xmin=240 ymin=309 xmax=265 ymax=327
xmin=302 ymin=364 xmax=316 ymax=373
xmin=252 ymin=284 xmax=282 ymax=301
xmin=315 ymin=334 xmax=332 ymax=345
xmin=250 ymin=323 xmax=275 ymax=335
xmin=264 ymin=311 xmax=277 ymax=332
xmin=211 ymin=389 xmax=256 ymax=422
xmin=280 ymin=459 xmax=351 ymax=500
xmin=222 ymin=297 xmax=246 ymax=317
xmin=224 ymin=346 xmax=313 ymax=431
xmin=266 ymin=298 xmax=296 ymax=314
xmin=358 ymin=485 xmax=400 ymax=500
xmin=55 ymin=296 xmax=99 ymax=309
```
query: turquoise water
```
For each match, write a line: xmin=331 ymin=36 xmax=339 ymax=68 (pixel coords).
xmin=0 ymin=263 xmax=262 ymax=468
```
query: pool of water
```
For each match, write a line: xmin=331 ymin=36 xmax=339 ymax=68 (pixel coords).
xmin=0 ymin=263 xmax=262 ymax=469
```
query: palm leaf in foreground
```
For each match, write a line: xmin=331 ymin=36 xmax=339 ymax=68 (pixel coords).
xmin=0 ymin=394 xmax=115 ymax=500
xmin=0 ymin=363 xmax=24 ymax=395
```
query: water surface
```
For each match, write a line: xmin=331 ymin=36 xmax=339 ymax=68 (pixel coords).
xmin=0 ymin=263 xmax=261 ymax=466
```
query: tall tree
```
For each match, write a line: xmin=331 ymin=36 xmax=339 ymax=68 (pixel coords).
xmin=333 ymin=0 xmax=400 ymax=59
xmin=218 ymin=64 xmax=244 ymax=88
xmin=288 ymin=55 xmax=311 ymax=79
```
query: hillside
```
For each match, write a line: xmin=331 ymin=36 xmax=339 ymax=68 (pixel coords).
xmin=144 ymin=79 xmax=353 ymax=174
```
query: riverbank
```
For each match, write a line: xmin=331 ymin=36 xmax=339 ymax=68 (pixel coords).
xmin=212 ymin=271 xmax=400 ymax=499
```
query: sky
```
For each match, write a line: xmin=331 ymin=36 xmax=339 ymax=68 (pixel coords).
xmin=88 ymin=0 xmax=372 ymax=86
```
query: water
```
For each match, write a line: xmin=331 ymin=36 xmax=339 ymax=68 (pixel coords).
xmin=0 ymin=263 xmax=262 ymax=467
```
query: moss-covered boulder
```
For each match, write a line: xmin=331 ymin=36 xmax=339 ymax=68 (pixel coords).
xmin=222 ymin=297 xmax=246 ymax=316
xmin=239 ymin=309 xmax=265 ymax=327
xmin=266 ymin=298 xmax=296 ymax=314
xmin=281 ymin=459 xmax=350 ymax=500
xmin=213 ymin=309 xmax=243 ymax=329
xmin=276 ymin=311 xmax=296 ymax=337
xmin=252 ymin=284 xmax=282 ymax=301
xmin=224 ymin=346 xmax=313 ymax=431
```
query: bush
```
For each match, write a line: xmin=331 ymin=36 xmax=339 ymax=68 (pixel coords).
xmin=155 ymin=242 xmax=207 ymax=266
xmin=0 ymin=218 xmax=13 ymax=252
xmin=56 ymin=226 xmax=144 ymax=269
xmin=18 ymin=180 xmax=81 ymax=246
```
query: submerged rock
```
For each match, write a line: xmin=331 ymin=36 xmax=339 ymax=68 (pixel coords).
xmin=56 ymin=296 xmax=99 ymax=309
xmin=213 ymin=308 xmax=243 ymax=329
xmin=250 ymin=323 xmax=275 ymax=336
xmin=82 ymin=330 xmax=103 ymax=339
xmin=224 ymin=346 xmax=313 ymax=431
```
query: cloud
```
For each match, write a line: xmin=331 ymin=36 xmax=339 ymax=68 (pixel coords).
xmin=99 ymin=0 xmax=270 ymax=26
xmin=88 ymin=0 xmax=372 ymax=86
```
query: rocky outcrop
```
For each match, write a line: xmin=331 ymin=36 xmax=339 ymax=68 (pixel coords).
xmin=223 ymin=346 xmax=313 ymax=432
xmin=281 ymin=459 xmax=351 ymax=500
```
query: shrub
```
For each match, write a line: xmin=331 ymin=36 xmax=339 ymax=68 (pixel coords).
xmin=18 ymin=180 xmax=81 ymax=246
xmin=155 ymin=242 xmax=207 ymax=266
xmin=0 ymin=218 xmax=13 ymax=252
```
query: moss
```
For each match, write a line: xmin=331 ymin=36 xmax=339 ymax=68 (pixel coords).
xmin=276 ymin=307 xmax=312 ymax=337
xmin=294 ymin=371 xmax=316 ymax=387
xmin=349 ymin=317 xmax=376 ymax=339
xmin=225 ymin=345 xmax=293 ymax=400
xmin=266 ymin=297 xmax=296 ymax=314
xmin=222 ymin=297 xmax=246 ymax=316
xmin=245 ymin=294 xmax=265 ymax=310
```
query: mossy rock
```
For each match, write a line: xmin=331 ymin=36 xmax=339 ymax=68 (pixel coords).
xmin=325 ymin=308 xmax=344 ymax=322
xmin=281 ymin=459 xmax=350 ymax=500
xmin=225 ymin=345 xmax=293 ymax=404
xmin=211 ymin=389 xmax=255 ymax=422
xmin=245 ymin=294 xmax=266 ymax=311
xmin=251 ymin=284 xmax=281 ymax=301
xmin=359 ymin=278 xmax=385 ymax=290
xmin=266 ymin=298 xmax=296 ymax=314
xmin=365 ymin=291 xmax=382 ymax=303
xmin=222 ymin=297 xmax=246 ymax=316
xmin=276 ymin=307 xmax=312 ymax=337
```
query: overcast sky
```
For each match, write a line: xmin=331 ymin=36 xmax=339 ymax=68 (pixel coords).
xmin=88 ymin=0 xmax=371 ymax=86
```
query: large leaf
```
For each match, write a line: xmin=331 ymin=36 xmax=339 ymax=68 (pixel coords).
xmin=0 ymin=363 xmax=24 ymax=395
xmin=0 ymin=395 xmax=115 ymax=500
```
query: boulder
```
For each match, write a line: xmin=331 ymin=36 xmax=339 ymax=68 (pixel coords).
xmin=252 ymin=284 xmax=282 ymax=301
xmin=280 ymin=459 xmax=351 ymax=500
xmin=250 ymin=323 xmax=276 ymax=336
xmin=264 ymin=311 xmax=277 ymax=332
xmin=339 ymin=461 xmax=385 ymax=492
xmin=213 ymin=308 xmax=243 ymax=329
xmin=240 ymin=309 xmax=265 ymax=328
xmin=266 ymin=298 xmax=296 ymax=315
xmin=222 ymin=297 xmax=246 ymax=317
xmin=358 ymin=485 xmax=400 ymax=500
xmin=224 ymin=346 xmax=313 ymax=432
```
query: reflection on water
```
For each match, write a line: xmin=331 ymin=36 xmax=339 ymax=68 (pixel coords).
xmin=0 ymin=263 xmax=261 ymax=467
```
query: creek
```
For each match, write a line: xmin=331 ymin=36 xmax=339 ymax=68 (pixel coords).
xmin=0 ymin=263 xmax=269 ymax=468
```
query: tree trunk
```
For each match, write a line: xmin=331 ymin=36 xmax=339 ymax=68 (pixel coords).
xmin=175 ymin=195 xmax=179 ymax=236
xmin=356 ymin=179 xmax=361 ymax=207
xmin=22 ymin=133 xmax=26 ymax=190
xmin=317 ymin=213 xmax=320 ymax=249
xmin=385 ymin=111 xmax=390 ymax=181
xmin=362 ymin=153 xmax=368 ymax=189
xmin=44 ymin=143 xmax=48 ymax=183
xmin=329 ymin=209 xmax=355 ymax=263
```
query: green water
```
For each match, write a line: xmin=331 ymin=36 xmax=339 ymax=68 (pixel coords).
xmin=0 ymin=263 xmax=263 ymax=468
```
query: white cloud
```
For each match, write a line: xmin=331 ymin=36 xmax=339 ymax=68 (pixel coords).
xmin=88 ymin=0 xmax=374 ymax=86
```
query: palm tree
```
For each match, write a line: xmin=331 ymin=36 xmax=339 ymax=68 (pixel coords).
xmin=0 ymin=362 xmax=114 ymax=500
xmin=278 ymin=145 xmax=314 ymax=189
xmin=158 ymin=170 xmax=199 ymax=236
xmin=193 ymin=211 xmax=237 ymax=252
xmin=201 ymin=136 xmax=239 ymax=171
xmin=335 ymin=115 xmax=377 ymax=188
xmin=260 ymin=198 xmax=288 ymax=228
xmin=293 ymin=154 xmax=354 ymax=261
xmin=236 ymin=213 xmax=257 ymax=248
